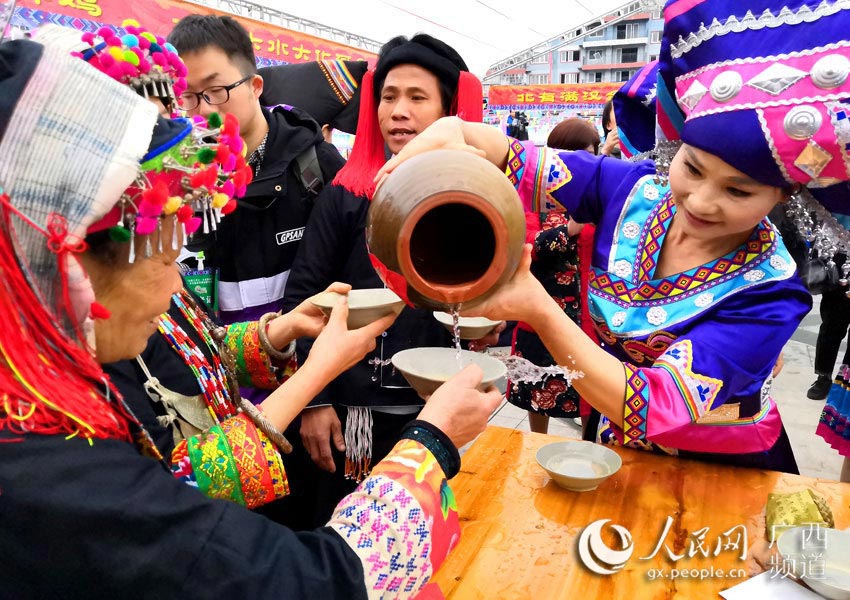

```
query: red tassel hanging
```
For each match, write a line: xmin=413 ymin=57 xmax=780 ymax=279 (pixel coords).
xmin=454 ymin=71 xmax=483 ymax=123
xmin=0 ymin=200 xmax=132 ymax=443
xmin=332 ymin=70 xmax=387 ymax=200
xmin=368 ymin=252 xmax=413 ymax=308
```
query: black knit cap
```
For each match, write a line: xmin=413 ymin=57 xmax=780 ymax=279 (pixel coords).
xmin=373 ymin=33 xmax=470 ymax=102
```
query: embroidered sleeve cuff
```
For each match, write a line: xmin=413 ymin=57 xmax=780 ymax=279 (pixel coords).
xmin=505 ymin=138 xmax=526 ymax=191
xmin=170 ymin=413 xmax=289 ymax=509
xmin=224 ymin=321 xmax=294 ymax=389
xmin=328 ymin=439 xmax=461 ymax=597
xmin=622 ymin=363 xmax=650 ymax=442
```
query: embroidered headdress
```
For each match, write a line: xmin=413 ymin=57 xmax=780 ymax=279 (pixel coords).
xmin=0 ymin=27 xmax=161 ymax=442
xmin=613 ymin=60 xmax=659 ymax=159
xmin=85 ymin=112 xmax=250 ymax=259
xmin=333 ymin=33 xmax=483 ymax=198
xmin=637 ymin=0 xmax=850 ymax=270
xmin=259 ymin=59 xmax=368 ymax=134
xmin=72 ymin=25 xmax=251 ymax=257
xmin=656 ymin=0 xmax=850 ymax=190
xmin=0 ymin=23 xmax=251 ymax=445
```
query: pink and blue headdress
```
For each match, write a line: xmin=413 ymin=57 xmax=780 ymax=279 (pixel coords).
xmin=645 ymin=0 xmax=850 ymax=265
xmin=656 ymin=0 xmax=850 ymax=191
xmin=613 ymin=60 xmax=659 ymax=159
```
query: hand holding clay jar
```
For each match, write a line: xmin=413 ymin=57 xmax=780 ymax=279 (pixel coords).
xmin=368 ymin=147 xmax=527 ymax=311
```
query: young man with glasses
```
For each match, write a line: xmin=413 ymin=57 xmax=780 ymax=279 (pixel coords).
xmin=168 ymin=15 xmax=345 ymax=328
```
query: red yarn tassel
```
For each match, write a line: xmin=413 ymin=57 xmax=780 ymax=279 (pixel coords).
xmin=0 ymin=202 xmax=132 ymax=443
xmin=368 ymin=252 xmax=413 ymax=308
xmin=333 ymin=70 xmax=387 ymax=200
xmin=454 ymin=71 xmax=483 ymax=123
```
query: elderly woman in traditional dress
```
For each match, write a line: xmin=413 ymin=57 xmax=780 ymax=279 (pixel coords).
xmin=0 ymin=26 xmax=500 ymax=597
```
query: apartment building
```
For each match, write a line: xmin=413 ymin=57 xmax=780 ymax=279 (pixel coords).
xmin=484 ymin=0 xmax=663 ymax=91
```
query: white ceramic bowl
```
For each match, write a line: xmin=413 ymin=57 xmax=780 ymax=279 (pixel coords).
xmin=433 ymin=311 xmax=500 ymax=340
xmin=311 ymin=288 xmax=404 ymax=330
xmin=777 ymin=526 xmax=850 ymax=600
xmin=391 ymin=347 xmax=507 ymax=397
xmin=535 ymin=441 xmax=622 ymax=492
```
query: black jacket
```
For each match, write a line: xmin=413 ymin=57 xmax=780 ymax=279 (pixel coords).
xmin=281 ymin=184 xmax=452 ymax=409
xmin=199 ymin=106 xmax=345 ymax=323
xmin=0 ymin=426 xmax=370 ymax=598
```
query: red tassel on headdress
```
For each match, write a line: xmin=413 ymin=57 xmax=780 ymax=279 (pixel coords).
xmin=454 ymin=70 xmax=483 ymax=123
xmin=0 ymin=198 xmax=133 ymax=443
xmin=332 ymin=70 xmax=387 ymax=200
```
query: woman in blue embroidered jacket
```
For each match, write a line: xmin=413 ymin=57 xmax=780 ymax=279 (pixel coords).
xmin=377 ymin=0 xmax=850 ymax=473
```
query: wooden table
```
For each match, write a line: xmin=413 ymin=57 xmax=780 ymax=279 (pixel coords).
xmin=433 ymin=426 xmax=850 ymax=599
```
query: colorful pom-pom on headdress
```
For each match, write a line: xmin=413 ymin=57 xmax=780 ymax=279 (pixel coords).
xmin=72 ymin=23 xmax=249 ymax=262
xmin=87 ymin=113 xmax=251 ymax=261
xmin=74 ymin=23 xmax=188 ymax=112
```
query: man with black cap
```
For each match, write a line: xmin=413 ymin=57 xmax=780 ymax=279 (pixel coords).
xmin=281 ymin=33 xmax=493 ymax=527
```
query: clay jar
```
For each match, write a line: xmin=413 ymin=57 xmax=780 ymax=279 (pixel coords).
xmin=367 ymin=148 xmax=526 ymax=310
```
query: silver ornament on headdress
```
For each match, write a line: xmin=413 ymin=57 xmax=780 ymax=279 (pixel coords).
xmin=784 ymin=187 xmax=850 ymax=293
xmin=709 ymin=71 xmax=743 ymax=103
xmin=810 ymin=54 xmax=850 ymax=89
xmin=783 ymin=106 xmax=823 ymax=140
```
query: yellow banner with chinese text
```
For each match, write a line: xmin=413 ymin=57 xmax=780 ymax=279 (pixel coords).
xmin=488 ymin=83 xmax=621 ymax=109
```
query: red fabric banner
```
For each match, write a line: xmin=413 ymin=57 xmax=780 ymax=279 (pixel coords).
xmin=16 ymin=0 xmax=377 ymax=66
xmin=488 ymin=83 xmax=622 ymax=109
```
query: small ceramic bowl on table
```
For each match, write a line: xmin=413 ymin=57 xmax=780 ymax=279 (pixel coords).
xmin=311 ymin=288 xmax=404 ymax=330
xmin=433 ymin=311 xmax=501 ymax=340
xmin=391 ymin=347 xmax=507 ymax=397
xmin=777 ymin=526 xmax=850 ymax=600
xmin=535 ymin=440 xmax=622 ymax=492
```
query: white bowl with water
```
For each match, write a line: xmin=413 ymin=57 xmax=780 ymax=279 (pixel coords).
xmin=391 ymin=347 xmax=507 ymax=397
xmin=432 ymin=311 xmax=500 ymax=340
xmin=311 ymin=288 xmax=404 ymax=330
xmin=777 ymin=526 xmax=850 ymax=600
xmin=535 ymin=441 xmax=622 ymax=492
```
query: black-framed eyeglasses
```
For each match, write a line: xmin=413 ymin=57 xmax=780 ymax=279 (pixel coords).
xmin=180 ymin=76 xmax=252 ymax=111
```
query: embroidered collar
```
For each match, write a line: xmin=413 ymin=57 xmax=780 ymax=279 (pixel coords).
xmin=588 ymin=176 xmax=797 ymax=336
